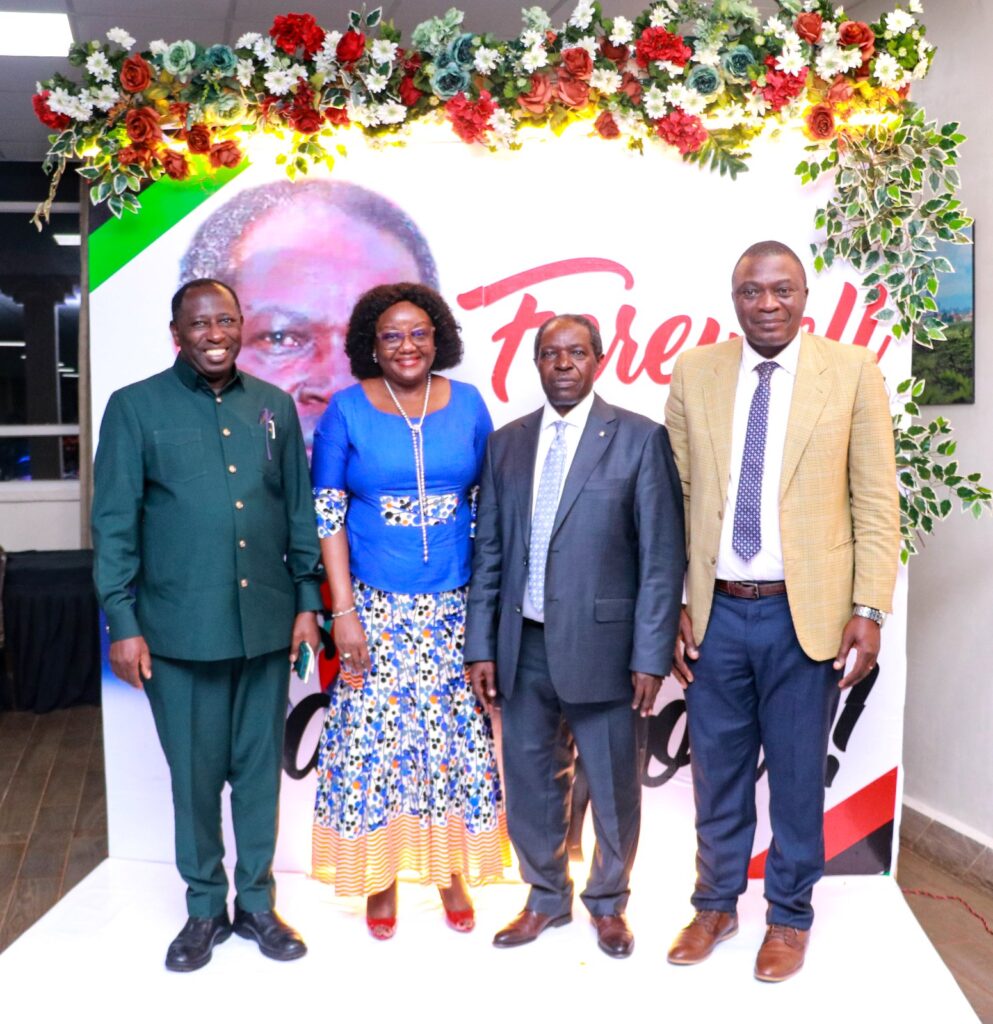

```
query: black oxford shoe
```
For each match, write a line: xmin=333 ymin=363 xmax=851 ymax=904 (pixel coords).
xmin=165 ymin=912 xmax=231 ymax=972
xmin=232 ymin=907 xmax=307 ymax=961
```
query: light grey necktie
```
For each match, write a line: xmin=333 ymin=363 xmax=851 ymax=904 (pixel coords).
xmin=527 ymin=420 xmax=568 ymax=614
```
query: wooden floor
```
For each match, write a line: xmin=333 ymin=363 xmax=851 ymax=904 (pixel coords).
xmin=1 ymin=705 xmax=991 ymax=1019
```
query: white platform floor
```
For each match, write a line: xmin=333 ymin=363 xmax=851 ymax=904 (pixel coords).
xmin=0 ymin=857 xmax=978 ymax=1022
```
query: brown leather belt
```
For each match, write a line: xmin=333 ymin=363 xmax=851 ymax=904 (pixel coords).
xmin=714 ymin=579 xmax=787 ymax=599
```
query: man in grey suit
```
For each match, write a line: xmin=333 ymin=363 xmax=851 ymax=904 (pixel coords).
xmin=466 ymin=314 xmax=684 ymax=958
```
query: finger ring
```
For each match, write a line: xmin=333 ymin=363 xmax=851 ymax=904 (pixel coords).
xmin=341 ymin=653 xmax=351 ymax=660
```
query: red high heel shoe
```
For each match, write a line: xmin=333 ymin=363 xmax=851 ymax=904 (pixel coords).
xmin=444 ymin=906 xmax=476 ymax=933
xmin=366 ymin=915 xmax=397 ymax=940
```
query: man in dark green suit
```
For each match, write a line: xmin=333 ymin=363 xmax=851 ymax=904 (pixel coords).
xmin=92 ymin=279 xmax=323 ymax=972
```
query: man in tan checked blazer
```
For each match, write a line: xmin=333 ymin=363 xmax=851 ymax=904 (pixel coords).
xmin=663 ymin=241 xmax=899 ymax=982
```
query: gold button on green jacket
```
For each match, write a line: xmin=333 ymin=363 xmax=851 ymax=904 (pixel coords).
xmin=92 ymin=357 xmax=323 ymax=661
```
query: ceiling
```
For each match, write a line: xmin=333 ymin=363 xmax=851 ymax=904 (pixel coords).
xmin=0 ymin=0 xmax=868 ymax=164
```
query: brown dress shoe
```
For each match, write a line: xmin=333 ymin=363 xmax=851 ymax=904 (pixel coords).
xmin=492 ymin=909 xmax=572 ymax=948
xmin=591 ymin=914 xmax=634 ymax=958
xmin=666 ymin=910 xmax=738 ymax=965
xmin=754 ymin=924 xmax=810 ymax=982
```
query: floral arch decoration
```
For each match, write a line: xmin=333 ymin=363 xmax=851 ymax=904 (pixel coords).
xmin=32 ymin=0 xmax=990 ymax=553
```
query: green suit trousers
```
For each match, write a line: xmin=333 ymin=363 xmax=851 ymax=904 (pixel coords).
xmin=144 ymin=648 xmax=290 ymax=918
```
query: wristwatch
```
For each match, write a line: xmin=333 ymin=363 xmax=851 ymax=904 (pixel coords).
xmin=853 ymin=604 xmax=885 ymax=626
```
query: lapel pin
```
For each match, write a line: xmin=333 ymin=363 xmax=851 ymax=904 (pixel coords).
xmin=599 ymin=430 xmax=606 ymax=437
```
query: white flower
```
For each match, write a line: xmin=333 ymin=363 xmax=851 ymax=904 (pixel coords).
xmin=803 ymin=0 xmax=819 ymax=10
xmin=693 ymin=42 xmax=721 ymax=66
xmin=348 ymin=101 xmax=380 ymax=127
xmin=589 ymin=67 xmax=622 ymax=94
xmin=106 ymin=27 xmax=135 ymax=50
xmin=764 ymin=17 xmax=787 ymax=36
xmin=314 ymin=33 xmax=342 ymax=74
xmin=371 ymin=39 xmax=398 ymax=65
xmin=235 ymin=59 xmax=255 ymax=88
xmin=780 ymin=95 xmax=807 ymax=120
xmin=743 ymin=91 xmax=767 ymax=117
xmin=650 ymin=2 xmax=678 ymax=28
xmin=819 ymin=22 xmax=839 ymax=45
xmin=643 ymin=84 xmax=668 ymax=119
xmin=775 ymin=49 xmax=807 ymax=75
xmin=88 ymin=84 xmax=120 ymax=112
xmin=474 ymin=46 xmax=502 ymax=74
xmin=520 ymin=29 xmax=543 ymax=48
xmin=263 ymin=68 xmax=296 ymax=96
xmin=253 ymin=37 xmax=277 ymax=66
xmin=286 ymin=63 xmax=308 ymax=81
xmin=45 ymin=87 xmax=74 ymax=116
xmin=574 ymin=35 xmax=598 ymax=58
xmin=521 ymin=45 xmax=548 ymax=73
xmin=885 ymin=10 xmax=916 ymax=34
xmin=656 ymin=59 xmax=685 ymax=76
xmin=834 ymin=6 xmax=845 ymax=18
xmin=679 ymin=88 xmax=708 ymax=114
xmin=85 ymin=52 xmax=114 ymax=83
xmin=490 ymin=108 xmax=516 ymax=137
xmin=814 ymin=45 xmax=849 ymax=78
xmin=781 ymin=30 xmax=801 ymax=50
xmin=376 ymin=101 xmax=407 ymax=125
xmin=148 ymin=40 xmax=168 ymax=58
xmin=568 ymin=0 xmax=595 ymax=31
xmin=364 ymin=69 xmax=389 ymax=93
xmin=873 ymin=52 xmax=907 ymax=87
xmin=236 ymin=33 xmax=261 ymax=50
xmin=610 ymin=16 xmax=634 ymax=46
xmin=909 ymin=0 xmax=923 ymax=12
xmin=912 ymin=56 xmax=929 ymax=79
xmin=63 ymin=93 xmax=94 ymax=122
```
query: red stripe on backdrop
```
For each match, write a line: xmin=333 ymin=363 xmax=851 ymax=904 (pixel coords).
xmin=747 ymin=767 xmax=898 ymax=878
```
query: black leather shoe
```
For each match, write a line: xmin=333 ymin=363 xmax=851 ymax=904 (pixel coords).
xmin=232 ymin=906 xmax=307 ymax=961
xmin=165 ymin=912 xmax=231 ymax=972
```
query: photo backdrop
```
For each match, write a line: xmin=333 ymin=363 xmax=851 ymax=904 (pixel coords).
xmin=91 ymin=129 xmax=908 ymax=879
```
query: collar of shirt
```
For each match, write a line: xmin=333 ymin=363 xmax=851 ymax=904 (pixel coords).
xmin=538 ymin=388 xmax=596 ymax=436
xmin=172 ymin=354 xmax=245 ymax=395
xmin=741 ymin=332 xmax=801 ymax=379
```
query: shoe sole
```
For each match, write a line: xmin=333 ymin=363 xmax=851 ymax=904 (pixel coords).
xmin=666 ymin=922 xmax=739 ymax=966
xmin=754 ymin=960 xmax=804 ymax=983
xmin=232 ymin=923 xmax=308 ymax=961
xmin=492 ymin=914 xmax=572 ymax=948
xmin=165 ymin=928 xmax=231 ymax=972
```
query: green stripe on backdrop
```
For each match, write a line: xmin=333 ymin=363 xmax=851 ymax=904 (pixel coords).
xmin=88 ymin=164 xmax=247 ymax=291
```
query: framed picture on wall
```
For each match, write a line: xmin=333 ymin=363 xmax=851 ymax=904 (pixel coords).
xmin=912 ymin=223 xmax=975 ymax=404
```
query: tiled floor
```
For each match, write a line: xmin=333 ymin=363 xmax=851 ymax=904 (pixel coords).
xmin=1 ymin=705 xmax=991 ymax=1019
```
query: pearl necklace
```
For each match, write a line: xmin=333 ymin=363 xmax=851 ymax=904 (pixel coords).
xmin=383 ymin=374 xmax=432 ymax=563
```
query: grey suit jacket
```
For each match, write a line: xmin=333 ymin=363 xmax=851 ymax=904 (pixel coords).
xmin=464 ymin=394 xmax=685 ymax=704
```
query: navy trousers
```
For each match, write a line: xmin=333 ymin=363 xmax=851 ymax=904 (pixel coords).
xmin=500 ymin=621 xmax=644 ymax=918
xmin=684 ymin=591 xmax=840 ymax=929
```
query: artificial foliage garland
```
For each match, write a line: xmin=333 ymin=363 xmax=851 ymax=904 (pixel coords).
xmin=31 ymin=0 xmax=990 ymax=553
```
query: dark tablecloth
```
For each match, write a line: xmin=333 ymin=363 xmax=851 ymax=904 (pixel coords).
xmin=1 ymin=550 xmax=101 ymax=712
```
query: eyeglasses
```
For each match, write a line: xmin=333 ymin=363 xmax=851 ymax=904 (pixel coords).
xmin=376 ymin=326 xmax=435 ymax=350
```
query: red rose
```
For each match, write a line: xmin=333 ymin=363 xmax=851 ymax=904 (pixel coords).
xmin=125 ymin=106 xmax=162 ymax=144
xmin=556 ymin=70 xmax=590 ymax=109
xmin=325 ymin=106 xmax=350 ymax=126
xmin=826 ymin=76 xmax=855 ymax=104
xmin=336 ymin=29 xmax=365 ymax=64
xmin=208 ymin=140 xmax=243 ymax=169
xmin=635 ymin=27 xmax=692 ymax=69
xmin=185 ymin=123 xmax=212 ymax=153
xmin=794 ymin=13 xmax=823 ymax=46
xmin=161 ymin=149 xmax=191 ymax=180
xmin=561 ymin=47 xmax=593 ymax=81
xmin=400 ymin=48 xmax=422 ymax=73
xmin=619 ymin=72 xmax=642 ymax=105
xmin=270 ymin=13 xmax=325 ymax=58
xmin=838 ymin=20 xmax=875 ymax=59
xmin=805 ymin=103 xmax=835 ymax=140
xmin=595 ymin=110 xmax=620 ymax=139
xmin=655 ymin=108 xmax=707 ymax=154
xmin=545 ymin=30 xmax=557 ymax=47
xmin=517 ymin=73 xmax=554 ymax=115
xmin=599 ymin=39 xmax=629 ymax=64
xmin=32 ymin=91 xmax=70 ymax=131
xmin=119 ymin=55 xmax=152 ymax=94
xmin=398 ymin=75 xmax=423 ymax=107
xmin=445 ymin=90 xmax=496 ymax=144
xmin=117 ymin=144 xmax=154 ymax=167
xmin=288 ymin=105 xmax=322 ymax=134
xmin=169 ymin=101 xmax=190 ymax=123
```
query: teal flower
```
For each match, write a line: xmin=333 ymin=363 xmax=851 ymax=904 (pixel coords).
xmin=202 ymin=44 xmax=237 ymax=77
xmin=204 ymin=92 xmax=247 ymax=124
xmin=163 ymin=40 xmax=197 ymax=77
xmin=445 ymin=32 xmax=475 ymax=68
xmin=412 ymin=8 xmax=464 ymax=56
xmin=688 ymin=64 xmax=722 ymax=95
xmin=721 ymin=44 xmax=755 ymax=82
xmin=431 ymin=60 xmax=471 ymax=98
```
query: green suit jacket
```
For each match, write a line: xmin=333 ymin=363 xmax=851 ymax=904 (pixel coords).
xmin=92 ymin=357 xmax=323 ymax=661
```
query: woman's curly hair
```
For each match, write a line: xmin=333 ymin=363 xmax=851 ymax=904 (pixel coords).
xmin=345 ymin=282 xmax=464 ymax=380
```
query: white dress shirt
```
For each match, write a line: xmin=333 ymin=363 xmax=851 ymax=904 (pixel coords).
xmin=716 ymin=336 xmax=800 ymax=582
xmin=522 ymin=389 xmax=597 ymax=622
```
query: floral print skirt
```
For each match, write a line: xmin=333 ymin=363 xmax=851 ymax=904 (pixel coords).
xmin=312 ymin=579 xmax=510 ymax=896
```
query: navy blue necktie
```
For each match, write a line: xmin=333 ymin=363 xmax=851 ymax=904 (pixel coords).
xmin=732 ymin=361 xmax=779 ymax=562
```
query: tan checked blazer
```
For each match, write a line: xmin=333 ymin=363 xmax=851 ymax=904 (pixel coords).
xmin=665 ymin=332 xmax=900 ymax=662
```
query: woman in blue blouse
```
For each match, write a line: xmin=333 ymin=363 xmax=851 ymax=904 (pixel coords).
xmin=311 ymin=283 xmax=509 ymax=939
